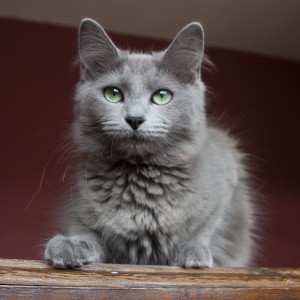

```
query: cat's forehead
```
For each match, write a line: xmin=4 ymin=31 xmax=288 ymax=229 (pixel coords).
xmin=103 ymin=51 xmax=169 ymax=91
xmin=120 ymin=52 xmax=161 ymax=75
xmin=97 ymin=51 xmax=176 ymax=91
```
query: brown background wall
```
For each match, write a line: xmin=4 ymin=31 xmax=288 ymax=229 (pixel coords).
xmin=0 ymin=18 xmax=299 ymax=267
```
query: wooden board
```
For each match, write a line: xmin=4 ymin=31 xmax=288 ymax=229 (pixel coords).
xmin=0 ymin=259 xmax=299 ymax=299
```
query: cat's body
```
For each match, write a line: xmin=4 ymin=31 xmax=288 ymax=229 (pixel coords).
xmin=45 ymin=19 xmax=255 ymax=269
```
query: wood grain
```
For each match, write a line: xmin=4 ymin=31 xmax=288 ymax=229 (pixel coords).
xmin=0 ymin=259 xmax=299 ymax=299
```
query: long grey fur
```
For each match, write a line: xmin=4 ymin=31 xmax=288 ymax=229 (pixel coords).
xmin=44 ymin=18 xmax=255 ymax=269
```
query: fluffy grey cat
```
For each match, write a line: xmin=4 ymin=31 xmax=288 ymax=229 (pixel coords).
xmin=44 ymin=18 xmax=255 ymax=269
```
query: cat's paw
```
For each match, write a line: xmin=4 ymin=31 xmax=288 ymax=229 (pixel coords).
xmin=44 ymin=234 xmax=101 ymax=269
xmin=176 ymin=243 xmax=213 ymax=268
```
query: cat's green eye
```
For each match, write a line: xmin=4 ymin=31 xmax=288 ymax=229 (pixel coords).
xmin=151 ymin=89 xmax=172 ymax=105
xmin=103 ymin=87 xmax=123 ymax=103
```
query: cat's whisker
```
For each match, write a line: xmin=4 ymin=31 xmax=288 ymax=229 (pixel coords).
xmin=52 ymin=143 xmax=75 ymax=184
xmin=24 ymin=136 xmax=74 ymax=212
xmin=86 ymin=120 xmax=101 ymax=127
xmin=96 ymin=143 xmax=106 ymax=165
xmin=62 ymin=157 xmax=74 ymax=183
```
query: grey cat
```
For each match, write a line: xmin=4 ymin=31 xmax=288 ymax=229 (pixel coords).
xmin=44 ymin=18 xmax=255 ymax=269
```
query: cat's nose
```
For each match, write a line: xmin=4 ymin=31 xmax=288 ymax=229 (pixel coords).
xmin=125 ymin=116 xmax=145 ymax=130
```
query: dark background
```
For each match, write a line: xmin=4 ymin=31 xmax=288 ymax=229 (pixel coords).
xmin=0 ymin=18 xmax=299 ymax=267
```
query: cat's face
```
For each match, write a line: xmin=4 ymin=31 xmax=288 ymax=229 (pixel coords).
xmin=74 ymin=19 xmax=207 ymax=161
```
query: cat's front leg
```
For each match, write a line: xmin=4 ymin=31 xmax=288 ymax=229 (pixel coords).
xmin=174 ymin=242 xmax=213 ymax=268
xmin=44 ymin=233 xmax=105 ymax=269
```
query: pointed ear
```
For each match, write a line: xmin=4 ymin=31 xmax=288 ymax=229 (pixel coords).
xmin=78 ymin=18 xmax=119 ymax=80
xmin=160 ymin=22 xmax=204 ymax=83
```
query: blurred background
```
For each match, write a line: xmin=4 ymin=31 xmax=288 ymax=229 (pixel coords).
xmin=0 ymin=0 xmax=299 ymax=267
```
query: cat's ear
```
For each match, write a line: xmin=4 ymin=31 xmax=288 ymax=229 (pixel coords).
xmin=78 ymin=18 xmax=119 ymax=80
xmin=160 ymin=22 xmax=204 ymax=83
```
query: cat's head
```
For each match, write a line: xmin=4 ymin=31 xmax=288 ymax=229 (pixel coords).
xmin=74 ymin=18 xmax=207 ymax=164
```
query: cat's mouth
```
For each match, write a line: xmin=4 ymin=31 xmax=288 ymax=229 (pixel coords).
xmin=127 ymin=131 xmax=147 ymax=144
xmin=102 ymin=128 xmax=165 ymax=149
xmin=117 ymin=130 xmax=162 ymax=150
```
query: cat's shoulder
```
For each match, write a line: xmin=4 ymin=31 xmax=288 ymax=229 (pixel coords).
xmin=203 ymin=126 xmax=244 ymax=171
xmin=206 ymin=126 xmax=238 ymax=151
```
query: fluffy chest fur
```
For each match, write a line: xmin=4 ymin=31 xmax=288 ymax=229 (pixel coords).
xmin=77 ymin=160 xmax=193 ymax=264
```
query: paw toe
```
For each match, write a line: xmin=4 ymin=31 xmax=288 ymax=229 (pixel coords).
xmin=44 ymin=234 xmax=100 ymax=269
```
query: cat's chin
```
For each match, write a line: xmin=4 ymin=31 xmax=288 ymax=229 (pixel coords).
xmin=114 ymin=130 xmax=165 ymax=144
xmin=123 ymin=132 xmax=159 ymax=147
xmin=110 ymin=131 xmax=165 ymax=156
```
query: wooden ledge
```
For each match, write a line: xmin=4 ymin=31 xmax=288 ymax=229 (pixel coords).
xmin=0 ymin=259 xmax=299 ymax=299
